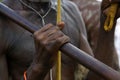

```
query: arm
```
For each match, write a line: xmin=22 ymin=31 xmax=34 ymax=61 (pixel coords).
xmin=0 ymin=16 xmax=9 ymax=80
xmin=101 ymin=0 xmax=120 ymax=18
xmin=25 ymin=23 xmax=69 ymax=80
xmin=62 ymin=1 xmax=94 ymax=80
xmin=0 ymin=54 xmax=9 ymax=80
xmin=65 ymin=1 xmax=93 ymax=56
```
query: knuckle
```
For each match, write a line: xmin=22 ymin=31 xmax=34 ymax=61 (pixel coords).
xmin=37 ymin=36 xmax=45 ymax=44
xmin=33 ymin=31 xmax=38 ymax=38
xmin=59 ymin=31 xmax=64 ymax=37
xmin=34 ymin=34 xmax=44 ymax=43
xmin=33 ymin=31 xmax=41 ymax=39
xmin=45 ymin=23 xmax=53 ymax=29
xmin=60 ymin=35 xmax=70 ymax=44
xmin=47 ymin=23 xmax=53 ymax=26
xmin=56 ymin=39 xmax=64 ymax=47
xmin=56 ymin=37 xmax=62 ymax=44
xmin=55 ymin=27 xmax=60 ymax=30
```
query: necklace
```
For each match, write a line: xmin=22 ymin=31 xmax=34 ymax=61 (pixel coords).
xmin=20 ymin=0 xmax=52 ymax=26
xmin=20 ymin=0 xmax=53 ymax=80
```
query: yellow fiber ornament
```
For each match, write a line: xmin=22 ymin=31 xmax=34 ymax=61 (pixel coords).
xmin=104 ymin=3 xmax=118 ymax=31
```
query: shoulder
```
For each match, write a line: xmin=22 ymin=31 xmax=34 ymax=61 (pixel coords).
xmin=62 ymin=0 xmax=80 ymax=14
xmin=61 ymin=0 xmax=87 ymax=37
xmin=0 ymin=14 xmax=9 ymax=53
xmin=2 ymin=0 xmax=23 ymax=10
xmin=0 ymin=13 xmax=25 ymax=50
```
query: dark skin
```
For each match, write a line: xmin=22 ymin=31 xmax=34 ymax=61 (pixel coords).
xmin=101 ymin=0 xmax=120 ymax=18
xmin=27 ymin=23 xmax=70 ymax=80
xmin=86 ymin=0 xmax=120 ymax=80
xmin=0 ymin=0 xmax=93 ymax=80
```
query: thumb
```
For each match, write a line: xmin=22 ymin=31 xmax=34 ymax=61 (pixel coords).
xmin=57 ymin=21 xmax=65 ymax=30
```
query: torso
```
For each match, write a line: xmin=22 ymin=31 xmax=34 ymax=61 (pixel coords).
xmin=0 ymin=0 xmax=83 ymax=80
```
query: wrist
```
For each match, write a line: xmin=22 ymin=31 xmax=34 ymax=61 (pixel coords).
xmin=26 ymin=64 xmax=50 ymax=80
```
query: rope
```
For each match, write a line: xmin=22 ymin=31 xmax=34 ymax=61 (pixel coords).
xmin=56 ymin=0 xmax=62 ymax=80
xmin=104 ymin=3 xmax=118 ymax=31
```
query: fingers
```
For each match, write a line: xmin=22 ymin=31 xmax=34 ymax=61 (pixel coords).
xmin=34 ymin=22 xmax=65 ymax=42
xmin=34 ymin=24 xmax=60 ymax=44
xmin=34 ymin=23 xmax=53 ymax=35
xmin=33 ymin=23 xmax=69 ymax=53
xmin=43 ymin=35 xmax=69 ymax=53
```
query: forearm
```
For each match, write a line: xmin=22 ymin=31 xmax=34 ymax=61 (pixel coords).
xmin=25 ymin=23 xmax=70 ymax=80
xmin=24 ymin=50 xmax=54 ymax=80
xmin=27 ymin=65 xmax=47 ymax=80
xmin=24 ymin=64 xmax=50 ymax=80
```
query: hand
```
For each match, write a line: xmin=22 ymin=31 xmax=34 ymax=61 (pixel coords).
xmin=26 ymin=22 xmax=70 ymax=80
xmin=33 ymin=22 xmax=70 ymax=68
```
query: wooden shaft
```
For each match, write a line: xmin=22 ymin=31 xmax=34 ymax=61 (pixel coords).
xmin=0 ymin=3 xmax=38 ymax=33
xmin=60 ymin=43 xmax=120 ymax=80
xmin=0 ymin=3 xmax=120 ymax=80
xmin=56 ymin=0 xmax=62 ymax=79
